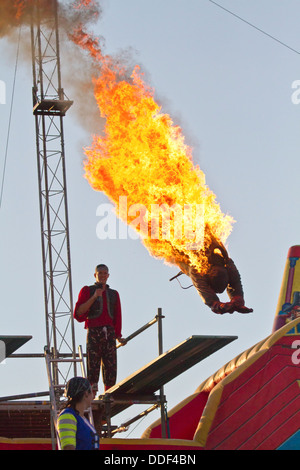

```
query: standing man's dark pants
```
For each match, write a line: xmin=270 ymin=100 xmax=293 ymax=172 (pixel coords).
xmin=86 ymin=326 xmax=117 ymax=391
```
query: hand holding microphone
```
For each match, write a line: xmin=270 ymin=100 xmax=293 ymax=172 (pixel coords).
xmin=93 ymin=283 xmax=105 ymax=301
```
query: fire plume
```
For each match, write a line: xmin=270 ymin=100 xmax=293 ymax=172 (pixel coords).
xmin=0 ymin=0 xmax=234 ymax=275
xmin=70 ymin=26 xmax=234 ymax=274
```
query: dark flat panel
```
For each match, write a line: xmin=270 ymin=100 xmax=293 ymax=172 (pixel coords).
xmin=96 ymin=335 xmax=237 ymax=417
xmin=0 ymin=336 xmax=32 ymax=357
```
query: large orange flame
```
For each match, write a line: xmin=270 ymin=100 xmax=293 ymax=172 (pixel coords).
xmin=70 ymin=24 xmax=234 ymax=274
xmin=0 ymin=0 xmax=234 ymax=275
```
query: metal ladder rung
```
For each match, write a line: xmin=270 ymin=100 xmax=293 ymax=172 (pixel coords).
xmin=48 ymin=358 xmax=84 ymax=364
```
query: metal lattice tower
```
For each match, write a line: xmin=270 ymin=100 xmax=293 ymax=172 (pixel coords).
xmin=30 ymin=0 xmax=76 ymax=386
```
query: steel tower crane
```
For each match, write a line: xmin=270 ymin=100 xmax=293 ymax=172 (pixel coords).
xmin=30 ymin=0 xmax=76 ymax=389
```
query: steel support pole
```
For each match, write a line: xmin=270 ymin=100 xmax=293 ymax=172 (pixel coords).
xmin=157 ymin=307 xmax=167 ymax=438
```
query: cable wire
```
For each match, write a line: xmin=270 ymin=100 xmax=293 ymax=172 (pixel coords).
xmin=176 ymin=277 xmax=193 ymax=290
xmin=208 ymin=0 xmax=300 ymax=56
xmin=0 ymin=26 xmax=22 ymax=210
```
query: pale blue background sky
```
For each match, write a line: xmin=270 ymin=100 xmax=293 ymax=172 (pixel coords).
xmin=1 ymin=0 xmax=300 ymax=437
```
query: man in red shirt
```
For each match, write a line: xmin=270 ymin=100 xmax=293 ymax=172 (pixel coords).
xmin=74 ymin=264 xmax=126 ymax=396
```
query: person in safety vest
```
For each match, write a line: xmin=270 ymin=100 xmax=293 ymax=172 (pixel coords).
xmin=74 ymin=264 xmax=126 ymax=397
xmin=57 ymin=377 xmax=99 ymax=450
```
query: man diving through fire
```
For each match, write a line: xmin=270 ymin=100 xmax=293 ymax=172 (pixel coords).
xmin=173 ymin=232 xmax=253 ymax=315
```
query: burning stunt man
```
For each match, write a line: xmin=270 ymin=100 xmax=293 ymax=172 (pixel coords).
xmin=176 ymin=235 xmax=253 ymax=315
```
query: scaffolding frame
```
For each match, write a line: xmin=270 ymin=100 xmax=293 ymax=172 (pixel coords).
xmin=99 ymin=308 xmax=168 ymax=438
xmin=2 ymin=310 xmax=169 ymax=443
xmin=2 ymin=318 xmax=238 ymax=443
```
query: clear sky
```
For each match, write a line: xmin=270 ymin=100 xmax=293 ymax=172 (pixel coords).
xmin=1 ymin=0 xmax=300 ymax=438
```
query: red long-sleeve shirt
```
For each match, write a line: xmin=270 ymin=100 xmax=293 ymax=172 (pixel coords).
xmin=74 ymin=286 xmax=122 ymax=338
